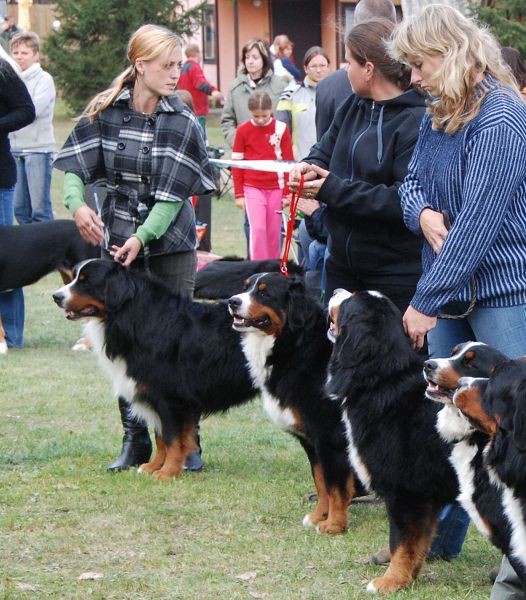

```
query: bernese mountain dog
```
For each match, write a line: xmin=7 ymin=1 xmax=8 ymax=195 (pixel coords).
xmin=53 ymin=259 xmax=257 ymax=480
xmin=0 ymin=219 xmax=98 ymax=353
xmin=228 ymin=273 xmax=359 ymax=535
xmin=327 ymin=290 xmax=459 ymax=594
xmin=452 ymin=365 xmax=526 ymax=588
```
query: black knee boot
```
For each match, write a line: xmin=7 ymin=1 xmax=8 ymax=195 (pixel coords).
xmin=184 ymin=429 xmax=203 ymax=472
xmin=107 ymin=397 xmax=152 ymax=472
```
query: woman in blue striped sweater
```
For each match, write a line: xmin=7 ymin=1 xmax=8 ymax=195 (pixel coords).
xmin=390 ymin=5 xmax=526 ymax=596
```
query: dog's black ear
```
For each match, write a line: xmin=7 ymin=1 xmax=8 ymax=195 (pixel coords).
xmin=286 ymin=275 xmax=309 ymax=331
xmin=105 ymin=265 xmax=136 ymax=313
xmin=512 ymin=383 xmax=526 ymax=452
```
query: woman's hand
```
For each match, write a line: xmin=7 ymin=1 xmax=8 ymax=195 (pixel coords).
xmin=419 ymin=208 xmax=449 ymax=254
xmin=403 ymin=305 xmax=437 ymax=350
xmin=234 ymin=196 xmax=245 ymax=210
xmin=288 ymin=162 xmax=317 ymax=191
xmin=110 ymin=236 xmax=142 ymax=267
xmin=282 ymin=194 xmax=292 ymax=209
xmin=301 ymin=164 xmax=328 ymax=199
xmin=73 ymin=205 xmax=105 ymax=245
xmin=297 ymin=197 xmax=320 ymax=216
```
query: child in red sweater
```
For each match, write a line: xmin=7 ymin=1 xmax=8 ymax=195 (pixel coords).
xmin=232 ymin=91 xmax=294 ymax=260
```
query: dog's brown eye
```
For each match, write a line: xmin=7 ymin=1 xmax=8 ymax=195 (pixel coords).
xmin=79 ymin=274 xmax=86 ymax=281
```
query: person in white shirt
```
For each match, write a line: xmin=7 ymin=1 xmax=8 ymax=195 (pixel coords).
xmin=9 ymin=31 xmax=56 ymax=223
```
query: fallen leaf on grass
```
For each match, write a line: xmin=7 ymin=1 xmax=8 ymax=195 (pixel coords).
xmin=16 ymin=583 xmax=38 ymax=591
xmin=249 ymin=592 xmax=266 ymax=598
xmin=78 ymin=572 xmax=103 ymax=581
xmin=235 ymin=571 xmax=257 ymax=582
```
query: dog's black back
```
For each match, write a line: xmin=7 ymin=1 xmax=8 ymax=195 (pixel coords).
xmin=0 ymin=220 xmax=98 ymax=291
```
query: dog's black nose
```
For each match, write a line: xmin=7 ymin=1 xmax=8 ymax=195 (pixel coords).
xmin=52 ymin=291 xmax=64 ymax=306
xmin=228 ymin=296 xmax=241 ymax=310
xmin=423 ymin=360 xmax=438 ymax=374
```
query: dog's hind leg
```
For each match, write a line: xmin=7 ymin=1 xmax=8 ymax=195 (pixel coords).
xmin=138 ymin=434 xmax=167 ymax=475
xmin=152 ymin=423 xmax=199 ymax=481
xmin=367 ymin=503 xmax=439 ymax=594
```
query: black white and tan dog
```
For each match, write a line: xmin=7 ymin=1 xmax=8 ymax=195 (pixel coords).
xmin=53 ymin=258 xmax=257 ymax=480
xmin=327 ymin=290 xmax=459 ymax=594
xmin=228 ymin=273 xmax=359 ymax=535
xmin=0 ymin=219 xmax=98 ymax=353
xmin=452 ymin=365 xmax=526 ymax=587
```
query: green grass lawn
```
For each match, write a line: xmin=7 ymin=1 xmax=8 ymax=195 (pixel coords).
xmin=0 ymin=105 xmax=502 ymax=599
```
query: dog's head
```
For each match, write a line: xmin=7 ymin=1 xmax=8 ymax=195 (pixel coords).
xmin=450 ymin=376 xmax=496 ymax=436
xmin=330 ymin=290 xmax=416 ymax=371
xmin=228 ymin=272 xmax=307 ymax=336
xmin=327 ymin=288 xmax=352 ymax=343
xmin=423 ymin=342 xmax=509 ymax=405
xmin=479 ymin=360 xmax=526 ymax=452
xmin=52 ymin=259 xmax=136 ymax=320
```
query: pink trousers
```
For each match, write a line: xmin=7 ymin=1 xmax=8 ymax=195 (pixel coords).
xmin=244 ymin=185 xmax=283 ymax=260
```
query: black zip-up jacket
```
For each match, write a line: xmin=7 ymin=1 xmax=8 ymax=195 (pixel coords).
xmin=306 ymin=89 xmax=425 ymax=277
xmin=0 ymin=59 xmax=35 ymax=189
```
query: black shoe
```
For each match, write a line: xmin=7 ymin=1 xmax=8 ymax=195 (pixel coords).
xmin=183 ymin=450 xmax=204 ymax=472
xmin=107 ymin=397 xmax=152 ymax=472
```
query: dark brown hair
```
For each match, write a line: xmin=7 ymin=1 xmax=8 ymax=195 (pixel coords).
xmin=303 ymin=46 xmax=330 ymax=68
xmin=501 ymin=47 xmax=526 ymax=89
xmin=346 ymin=18 xmax=410 ymax=90
xmin=240 ymin=38 xmax=273 ymax=76
xmin=247 ymin=91 xmax=272 ymax=111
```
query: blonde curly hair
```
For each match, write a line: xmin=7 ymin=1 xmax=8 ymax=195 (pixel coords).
xmin=387 ymin=4 xmax=520 ymax=133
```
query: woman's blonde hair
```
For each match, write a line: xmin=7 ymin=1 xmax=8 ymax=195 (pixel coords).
xmin=388 ymin=4 xmax=520 ymax=133
xmin=84 ymin=24 xmax=182 ymax=120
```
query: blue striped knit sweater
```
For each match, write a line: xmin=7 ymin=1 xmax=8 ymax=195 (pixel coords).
xmin=400 ymin=76 xmax=526 ymax=316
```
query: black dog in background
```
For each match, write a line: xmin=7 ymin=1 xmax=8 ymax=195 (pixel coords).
xmin=0 ymin=219 xmax=98 ymax=352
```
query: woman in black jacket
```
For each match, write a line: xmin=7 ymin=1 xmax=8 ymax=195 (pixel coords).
xmin=0 ymin=57 xmax=35 ymax=351
xmin=289 ymin=19 xmax=425 ymax=312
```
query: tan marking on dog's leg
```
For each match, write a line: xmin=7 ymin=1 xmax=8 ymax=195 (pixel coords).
xmin=0 ymin=315 xmax=7 ymax=354
xmin=138 ymin=435 xmax=167 ymax=475
xmin=153 ymin=425 xmax=198 ymax=480
xmin=303 ymin=463 xmax=329 ymax=528
xmin=368 ymin=527 xmax=435 ymax=594
xmin=317 ymin=474 xmax=355 ymax=534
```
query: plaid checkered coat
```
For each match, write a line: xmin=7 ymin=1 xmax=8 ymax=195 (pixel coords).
xmin=54 ymin=88 xmax=215 ymax=256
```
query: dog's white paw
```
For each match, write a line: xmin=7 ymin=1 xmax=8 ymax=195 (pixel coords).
xmin=302 ymin=514 xmax=316 ymax=529
xmin=366 ymin=582 xmax=379 ymax=594
xmin=0 ymin=341 xmax=7 ymax=355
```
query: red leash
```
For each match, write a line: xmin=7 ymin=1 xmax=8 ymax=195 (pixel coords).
xmin=280 ymin=174 xmax=304 ymax=277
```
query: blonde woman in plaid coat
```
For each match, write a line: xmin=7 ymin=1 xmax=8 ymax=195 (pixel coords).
xmin=54 ymin=24 xmax=215 ymax=473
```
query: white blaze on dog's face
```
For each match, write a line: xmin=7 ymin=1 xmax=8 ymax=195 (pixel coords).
xmin=228 ymin=273 xmax=288 ymax=336
xmin=327 ymin=289 xmax=352 ymax=343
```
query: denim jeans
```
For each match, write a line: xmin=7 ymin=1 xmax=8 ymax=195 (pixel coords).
xmin=428 ymin=303 xmax=526 ymax=559
xmin=0 ymin=186 xmax=25 ymax=347
xmin=13 ymin=152 xmax=54 ymax=224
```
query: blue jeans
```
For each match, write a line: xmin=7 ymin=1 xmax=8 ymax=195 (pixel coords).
xmin=428 ymin=304 xmax=526 ymax=559
xmin=13 ymin=152 xmax=54 ymax=224
xmin=0 ymin=186 xmax=25 ymax=347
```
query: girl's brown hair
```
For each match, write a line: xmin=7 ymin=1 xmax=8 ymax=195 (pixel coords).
xmin=84 ymin=24 xmax=182 ymax=121
xmin=247 ymin=91 xmax=272 ymax=111
xmin=346 ymin=18 xmax=410 ymax=90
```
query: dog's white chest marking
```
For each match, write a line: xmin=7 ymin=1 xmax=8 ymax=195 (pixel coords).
xmin=436 ymin=405 xmax=492 ymax=538
xmin=502 ymin=488 xmax=526 ymax=567
xmin=83 ymin=321 xmax=161 ymax=432
xmin=342 ymin=410 xmax=372 ymax=492
xmin=241 ymin=333 xmax=297 ymax=432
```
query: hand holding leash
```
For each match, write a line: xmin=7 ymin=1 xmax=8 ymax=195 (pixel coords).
xmin=403 ymin=305 xmax=437 ymax=349
xmin=111 ymin=236 xmax=142 ymax=267
xmin=74 ymin=205 xmax=105 ymax=246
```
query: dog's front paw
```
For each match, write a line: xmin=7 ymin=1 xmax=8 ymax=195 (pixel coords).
xmin=0 ymin=341 xmax=7 ymax=355
xmin=316 ymin=519 xmax=346 ymax=535
xmin=151 ymin=467 xmax=182 ymax=481
xmin=367 ymin=574 xmax=411 ymax=595
xmin=302 ymin=510 xmax=328 ymax=529
xmin=137 ymin=462 xmax=156 ymax=475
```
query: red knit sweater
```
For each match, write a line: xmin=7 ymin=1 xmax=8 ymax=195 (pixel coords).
xmin=231 ymin=118 xmax=294 ymax=198
xmin=177 ymin=58 xmax=216 ymax=116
